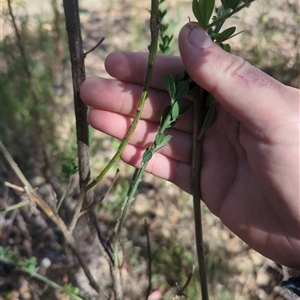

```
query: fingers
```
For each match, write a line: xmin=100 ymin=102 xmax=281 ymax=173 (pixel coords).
xmin=121 ymin=144 xmax=192 ymax=193
xmin=88 ymin=109 xmax=192 ymax=164
xmin=81 ymin=77 xmax=193 ymax=132
xmin=178 ymin=23 xmax=298 ymax=137
xmin=105 ymin=51 xmax=184 ymax=90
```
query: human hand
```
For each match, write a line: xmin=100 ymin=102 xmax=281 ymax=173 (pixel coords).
xmin=81 ymin=23 xmax=300 ymax=268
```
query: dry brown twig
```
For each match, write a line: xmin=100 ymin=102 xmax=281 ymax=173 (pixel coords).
xmin=0 ymin=140 xmax=107 ymax=297
xmin=62 ymin=0 xmax=123 ymax=298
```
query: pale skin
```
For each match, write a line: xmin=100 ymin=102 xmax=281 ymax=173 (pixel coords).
xmin=81 ymin=24 xmax=300 ymax=269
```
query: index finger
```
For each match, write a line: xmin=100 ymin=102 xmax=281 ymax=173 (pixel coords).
xmin=105 ymin=51 xmax=184 ymax=90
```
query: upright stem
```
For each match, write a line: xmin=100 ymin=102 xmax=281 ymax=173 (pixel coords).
xmin=62 ymin=2 xmax=110 ymax=298
xmin=113 ymin=0 xmax=160 ymax=268
xmin=192 ymin=88 xmax=209 ymax=299
xmin=86 ymin=0 xmax=160 ymax=192
xmin=63 ymin=0 xmax=90 ymax=190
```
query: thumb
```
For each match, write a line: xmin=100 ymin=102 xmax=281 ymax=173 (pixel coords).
xmin=178 ymin=23 xmax=293 ymax=133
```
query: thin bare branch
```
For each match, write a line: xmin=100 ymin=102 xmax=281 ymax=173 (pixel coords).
xmin=4 ymin=181 xmax=25 ymax=192
xmin=84 ymin=37 xmax=105 ymax=58
xmin=0 ymin=141 xmax=107 ymax=298
xmin=177 ymin=265 xmax=195 ymax=297
xmin=144 ymin=220 xmax=152 ymax=300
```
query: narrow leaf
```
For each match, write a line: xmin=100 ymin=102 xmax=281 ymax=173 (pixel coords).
xmin=192 ymin=0 xmax=215 ymax=29
xmin=163 ymin=73 xmax=176 ymax=99
xmin=215 ymin=27 xmax=236 ymax=43
xmin=162 ymin=135 xmax=172 ymax=146
xmin=199 ymin=105 xmax=217 ymax=138
xmin=174 ymin=80 xmax=189 ymax=101
xmin=142 ymin=149 xmax=153 ymax=164
xmin=156 ymin=135 xmax=172 ymax=150
xmin=155 ymin=133 xmax=164 ymax=146
xmin=160 ymin=105 xmax=171 ymax=127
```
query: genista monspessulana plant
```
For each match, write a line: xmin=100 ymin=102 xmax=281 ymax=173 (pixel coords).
xmin=116 ymin=1 xmax=256 ymax=298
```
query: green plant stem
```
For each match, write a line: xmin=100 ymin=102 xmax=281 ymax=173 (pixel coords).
xmin=192 ymin=88 xmax=209 ymax=300
xmin=86 ymin=0 xmax=160 ymax=192
xmin=19 ymin=266 xmax=86 ymax=300
xmin=113 ymin=112 xmax=172 ymax=268
xmin=113 ymin=163 xmax=147 ymax=268
xmin=0 ymin=200 xmax=30 ymax=212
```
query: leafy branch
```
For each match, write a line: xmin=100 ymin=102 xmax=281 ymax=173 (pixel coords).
xmin=113 ymin=0 xmax=255 ymax=298
xmin=85 ymin=0 xmax=160 ymax=192
xmin=189 ymin=1 xmax=255 ymax=299
xmin=113 ymin=73 xmax=191 ymax=266
xmin=112 ymin=0 xmax=160 ymax=269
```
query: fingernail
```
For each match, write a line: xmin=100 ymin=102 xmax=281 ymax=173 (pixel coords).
xmin=188 ymin=25 xmax=213 ymax=49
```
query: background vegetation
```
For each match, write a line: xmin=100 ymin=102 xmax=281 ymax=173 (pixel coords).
xmin=0 ymin=0 xmax=299 ymax=299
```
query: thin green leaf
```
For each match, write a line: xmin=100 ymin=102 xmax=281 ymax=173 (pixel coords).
xmin=174 ymin=80 xmax=189 ymax=101
xmin=199 ymin=105 xmax=217 ymax=138
xmin=215 ymin=26 xmax=236 ymax=43
xmin=160 ymin=105 xmax=171 ymax=126
xmin=163 ymin=73 xmax=176 ymax=99
xmin=170 ymin=98 xmax=191 ymax=121
xmin=142 ymin=149 xmax=153 ymax=164
xmin=192 ymin=0 xmax=215 ymax=29
xmin=155 ymin=132 xmax=164 ymax=146
xmin=155 ymin=135 xmax=172 ymax=151
xmin=227 ymin=30 xmax=245 ymax=40
xmin=161 ymin=135 xmax=172 ymax=146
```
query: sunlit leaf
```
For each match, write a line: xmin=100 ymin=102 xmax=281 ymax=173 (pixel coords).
xmin=192 ymin=0 xmax=215 ymax=29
